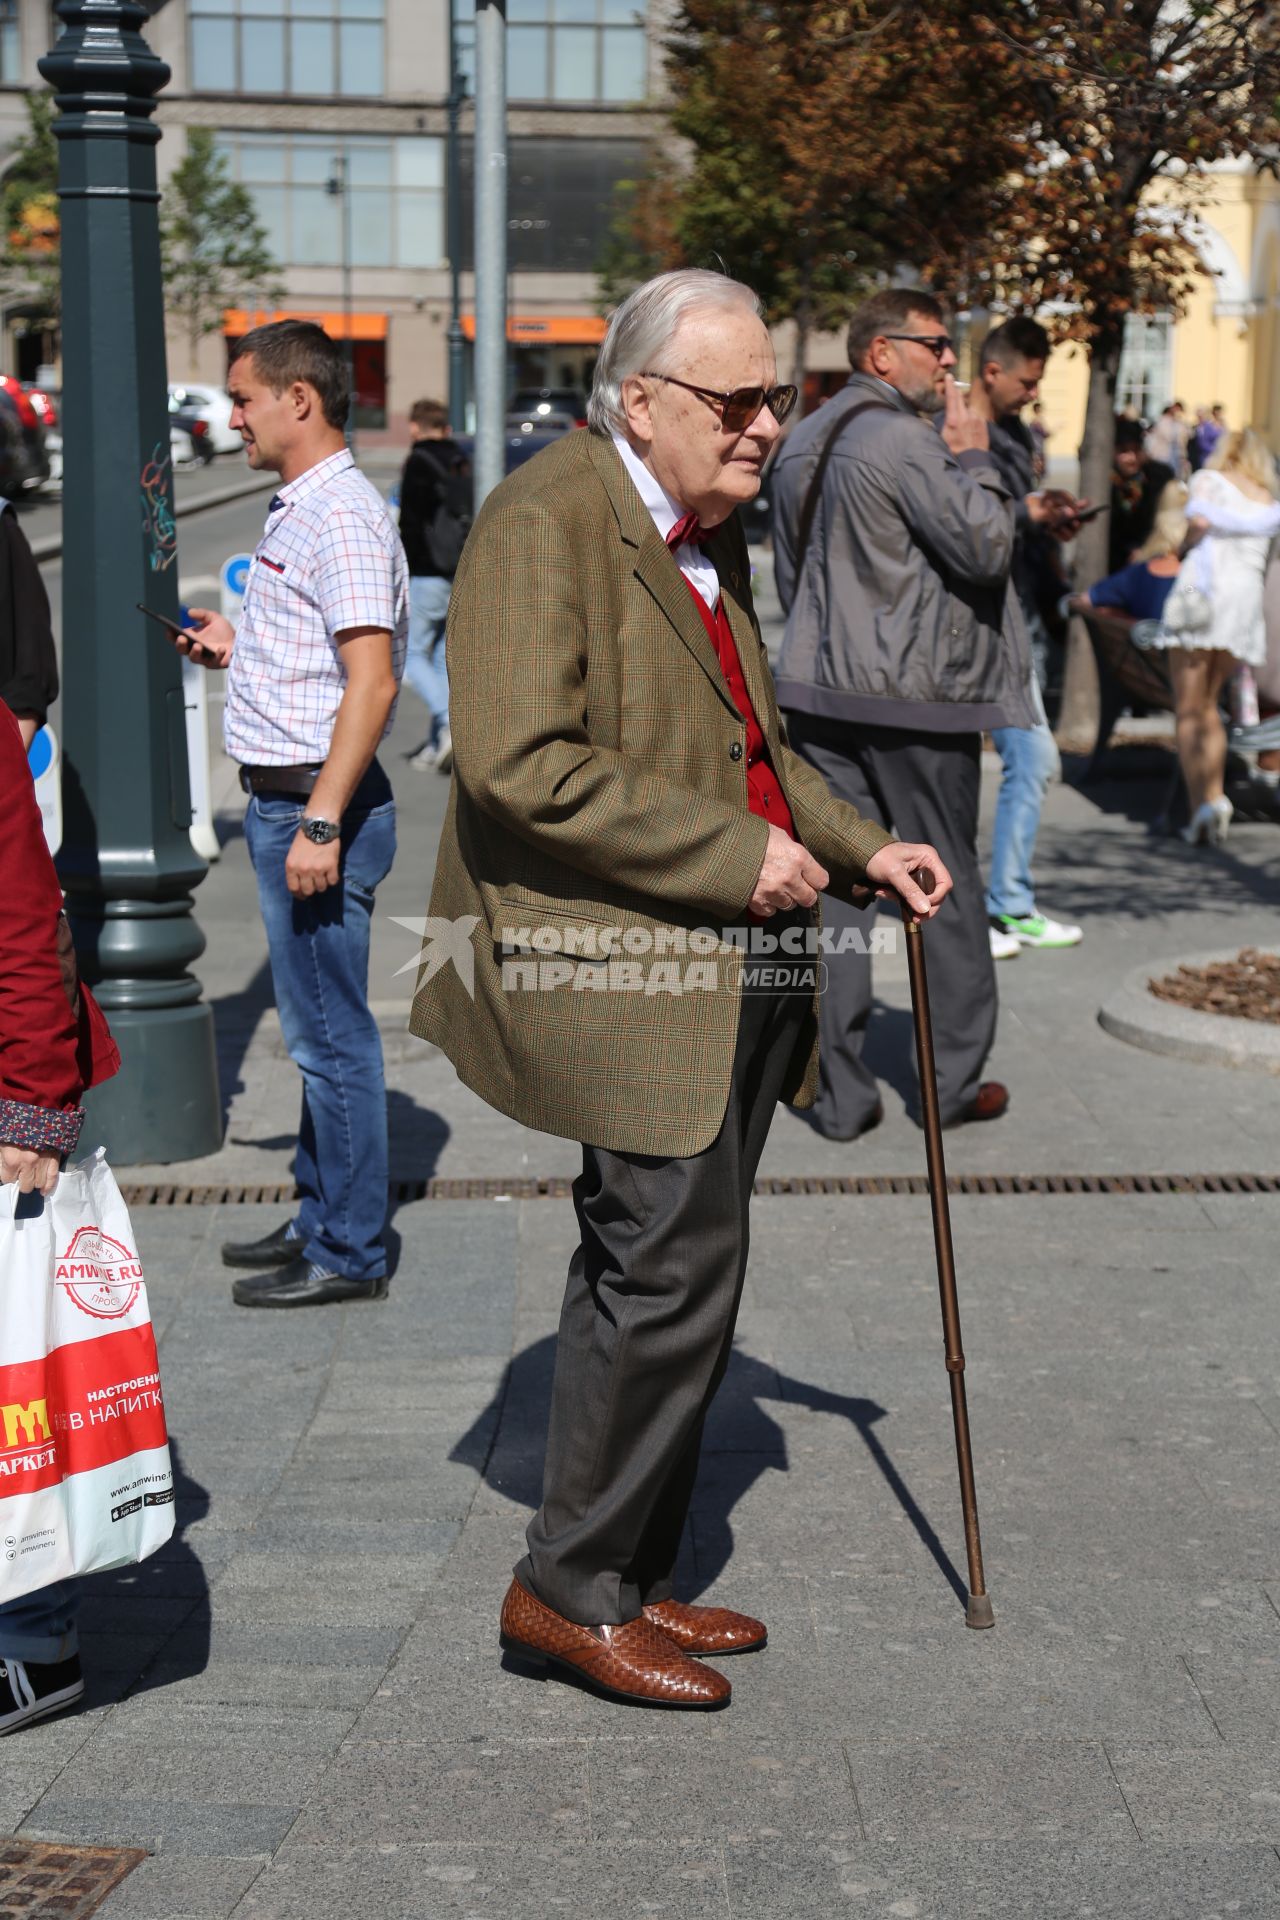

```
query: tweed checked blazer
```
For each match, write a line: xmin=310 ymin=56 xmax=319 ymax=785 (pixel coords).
xmin=409 ymin=429 xmax=894 ymax=1158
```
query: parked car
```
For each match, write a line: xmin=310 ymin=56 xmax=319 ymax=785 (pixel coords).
xmin=453 ymin=426 xmax=573 ymax=478
xmin=0 ymin=374 xmax=50 ymax=495
xmin=22 ymin=383 xmax=57 ymax=433
xmin=506 ymin=409 xmax=577 ymax=438
xmin=170 ymin=405 xmax=215 ymax=467
xmin=0 ymin=391 xmax=26 ymax=499
xmin=508 ymin=385 xmax=588 ymax=430
xmin=168 ymin=382 xmax=241 ymax=454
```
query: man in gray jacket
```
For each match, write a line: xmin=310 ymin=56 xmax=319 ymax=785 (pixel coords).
xmin=773 ymin=287 xmax=1034 ymax=1138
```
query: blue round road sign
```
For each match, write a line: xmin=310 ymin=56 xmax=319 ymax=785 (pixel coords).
xmin=222 ymin=553 xmax=252 ymax=598
xmin=27 ymin=726 xmax=54 ymax=779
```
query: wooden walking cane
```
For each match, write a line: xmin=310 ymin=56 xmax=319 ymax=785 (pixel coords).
xmin=898 ymin=883 xmax=994 ymax=1629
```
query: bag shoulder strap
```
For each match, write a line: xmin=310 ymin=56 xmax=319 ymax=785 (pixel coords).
xmin=792 ymin=397 xmax=896 ymax=576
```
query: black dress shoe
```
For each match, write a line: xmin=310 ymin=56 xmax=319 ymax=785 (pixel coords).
xmin=221 ymin=1219 xmax=302 ymax=1270
xmin=231 ymin=1257 xmax=389 ymax=1308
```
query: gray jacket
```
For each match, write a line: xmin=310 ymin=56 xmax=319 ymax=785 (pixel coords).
xmin=772 ymin=374 xmax=1036 ymax=732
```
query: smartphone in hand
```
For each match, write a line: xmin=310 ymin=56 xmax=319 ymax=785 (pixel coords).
xmin=1072 ymin=502 xmax=1109 ymax=525
xmin=136 ymin=602 xmax=214 ymax=662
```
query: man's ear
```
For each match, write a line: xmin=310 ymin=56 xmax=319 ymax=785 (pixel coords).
xmin=865 ymin=336 xmax=892 ymax=378
xmin=619 ymin=375 xmax=653 ymax=443
xmin=291 ymin=380 xmax=313 ymax=420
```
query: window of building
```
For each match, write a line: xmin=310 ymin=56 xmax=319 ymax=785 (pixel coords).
xmin=459 ymin=137 xmax=646 ymax=272
xmin=0 ymin=0 xmax=21 ymax=84
xmin=452 ymin=0 xmax=646 ymax=105
xmin=191 ymin=0 xmax=385 ymax=99
xmin=216 ymin=131 xmax=444 ymax=269
xmin=1117 ymin=313 xmax=1174 ymax=423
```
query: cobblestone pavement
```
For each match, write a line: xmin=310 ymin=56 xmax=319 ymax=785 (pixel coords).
xmin=10 ymin=548 xmax=1280 ymax=1918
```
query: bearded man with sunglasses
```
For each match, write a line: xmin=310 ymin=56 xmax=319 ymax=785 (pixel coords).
xmin=412 ymin=268 xmax=951 ymax=1711
xmin=772 ymin=287 xmax=1037 ymax=1141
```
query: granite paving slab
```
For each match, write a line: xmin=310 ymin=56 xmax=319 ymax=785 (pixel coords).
xmin=233 ymin=1843 xmax=732 ymax=1920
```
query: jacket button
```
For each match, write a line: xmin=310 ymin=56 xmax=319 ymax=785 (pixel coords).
xmin=729 ymin=741 xmax=743 ymax=762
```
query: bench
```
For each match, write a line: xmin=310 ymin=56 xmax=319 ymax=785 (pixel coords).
xmin=1080 ymin=609 xmax=1280 ymax=826
xmin=1079 ymin=607 xmax=1175 ymax=780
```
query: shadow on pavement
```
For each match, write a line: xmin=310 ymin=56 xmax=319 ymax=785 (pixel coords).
xmin=859 ymin=1002 xmax=918 ymax=1111
xmin=80 ymin=1437 xmax=213 ymax=1705
xmin=452 ymin=1334 xmax=968 ymax=1612
xmin=211 ymin=955 xmax=275 ymax=1131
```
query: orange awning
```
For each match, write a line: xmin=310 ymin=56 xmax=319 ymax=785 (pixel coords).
xmin=461 ymin=314 xmax=608 ymax=345
xmin=223 ymin=308 xmax=388 ymax=342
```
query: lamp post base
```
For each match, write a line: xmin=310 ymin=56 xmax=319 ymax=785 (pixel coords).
xmin=81 ymin=1003 xmax=222 ymax=1166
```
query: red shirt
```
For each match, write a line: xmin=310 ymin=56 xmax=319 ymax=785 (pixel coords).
xmin=0 ymin=702 xmax=118 ymax=1143
xmin=681 ymin=576 xmax=795 ymax=839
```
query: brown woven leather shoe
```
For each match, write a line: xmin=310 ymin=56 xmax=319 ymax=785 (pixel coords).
xmin=942 ymin=1080 xmax=1010 ymax=1129
xmin=499 ymin=1579 xmax=730 ymax=1709
xmin=642 ymin=1598 xmax=767 ymax=1656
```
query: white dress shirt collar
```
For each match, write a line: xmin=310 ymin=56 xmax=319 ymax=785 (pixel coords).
xmin=610 ymin=431 xmax=721 ymax=611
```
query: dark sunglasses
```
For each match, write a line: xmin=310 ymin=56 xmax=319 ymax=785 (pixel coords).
xmin=640 ymin=372 xmax=798 ymax=432
xmin=882 ymin=333 xmax=955 ymax=359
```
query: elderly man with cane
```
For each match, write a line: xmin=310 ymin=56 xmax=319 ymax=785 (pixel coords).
xmin=412 ymin=268 xmax=952 ymax=1710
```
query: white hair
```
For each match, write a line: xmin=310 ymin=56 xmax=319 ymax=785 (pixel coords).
xmin=587 ymin=268 xmax=764 ymax=436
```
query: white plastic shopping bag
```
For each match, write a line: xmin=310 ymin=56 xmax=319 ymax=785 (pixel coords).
xmin=0 ymin=1147 xmax=175 ymax=1602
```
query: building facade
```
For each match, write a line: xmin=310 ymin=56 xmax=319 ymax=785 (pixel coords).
xmin=2 ymin=7 xmax=1278 ymax=457
xmin=0 ymin=0 xmax=671 ymax=441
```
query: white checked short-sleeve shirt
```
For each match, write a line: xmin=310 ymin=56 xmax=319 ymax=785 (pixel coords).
xmin=223 ymin=448 xmax=410 ymax=766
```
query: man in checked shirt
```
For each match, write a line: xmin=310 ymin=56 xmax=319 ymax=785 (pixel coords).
xmin=172 ymin=320 xmax=409 ymax=1308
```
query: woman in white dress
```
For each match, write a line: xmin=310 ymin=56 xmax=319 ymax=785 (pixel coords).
xmin=1150 ymin=429 xmax=1280 ymax=844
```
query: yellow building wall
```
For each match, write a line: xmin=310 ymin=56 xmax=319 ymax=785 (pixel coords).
xmin=1250 ymin=224 xmax=1280 ymax=444
xmin=1036 ymin=340 xmax=1089 ymax=479
xmin=1030 ymin=168 xmax=1280 ymax=476
xmin=1170 ymin=175 xmax=1254 ymax=426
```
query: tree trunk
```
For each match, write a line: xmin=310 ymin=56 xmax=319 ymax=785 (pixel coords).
xmin=1056 ymin=326 xmax=1122 ymax=743
xmin=791 ymin=259 xmax=812 ymax=417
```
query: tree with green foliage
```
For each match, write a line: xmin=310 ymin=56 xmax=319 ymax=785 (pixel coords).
xmin=611 ymin=0 xmax=1280 ymax=732
xmin=0 ymin=90 xmax=62 ymax=336
xmin=972 ymin=0 xmax=1280 ymax=730
xmin=601 ymin=3 xmax=1029 ymax=396
xmin=160 ymin=129 xmax=282 ymax=367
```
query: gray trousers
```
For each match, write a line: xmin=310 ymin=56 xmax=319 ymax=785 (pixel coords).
xmin=518 ymin=943 xmax=811 ymax=1627
xmin=784 ymin=714 xmax=997 ymax=1134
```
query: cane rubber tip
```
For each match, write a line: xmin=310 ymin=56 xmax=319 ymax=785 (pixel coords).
xmin=965 ymin=1592 xmax=995 ymax=1630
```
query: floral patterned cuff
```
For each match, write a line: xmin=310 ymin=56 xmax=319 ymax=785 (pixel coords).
xmin=0 ymin=1099 xmax=84 ymax=1157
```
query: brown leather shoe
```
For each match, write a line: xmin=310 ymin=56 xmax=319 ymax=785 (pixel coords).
xmin=499 ymin=1579 xmax=730 ymax=1709
xmin=642 ymin=1597 xmax=767 ymax=1656
xmin=943 ymin=1080 xmax=1009 ymax=1128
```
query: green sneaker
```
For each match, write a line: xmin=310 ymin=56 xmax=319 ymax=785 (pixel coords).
xmin=991 ymin=912 xmax=1083 ymax=950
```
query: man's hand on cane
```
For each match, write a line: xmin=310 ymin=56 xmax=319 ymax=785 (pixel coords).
xmin=864 ymin=842 xmax=952 ymax=919
xmin=749 ymin=828 xmax=951 ymax=921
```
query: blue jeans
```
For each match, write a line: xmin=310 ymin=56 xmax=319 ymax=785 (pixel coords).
xmin=403 ymin=575 xmax=451 ymax=742
xmin=0 ymin=1580 xmax=79 ymax=1663
xmin=987 ymin=693 xmax=1061 ymax=921
xmin=244 ymin=763 xmax=397 ymax=1281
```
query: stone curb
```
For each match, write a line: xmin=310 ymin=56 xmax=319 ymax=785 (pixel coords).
xmin=30 ymin=470 xmax=277 ymax=563
xmin=1098 ymin=947 xmax=1280 ymax=1074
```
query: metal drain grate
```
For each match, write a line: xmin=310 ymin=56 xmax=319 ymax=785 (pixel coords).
xmin=0 ymin=1840 xmax=146 ymax=1916
xmin=117 ymin=1170 xmax=1280 ymax=1206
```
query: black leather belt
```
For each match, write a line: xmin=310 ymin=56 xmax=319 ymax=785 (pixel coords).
xmin=239 ymin=764 xmax=323 ymax=798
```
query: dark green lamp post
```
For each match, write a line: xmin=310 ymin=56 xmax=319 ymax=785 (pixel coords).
xmin=40 ymin=0 xmax=222 ymax=1164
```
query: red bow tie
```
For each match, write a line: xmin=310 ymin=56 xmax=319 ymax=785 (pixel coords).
xmin=666 ymin=511 xmax=711 ymax=550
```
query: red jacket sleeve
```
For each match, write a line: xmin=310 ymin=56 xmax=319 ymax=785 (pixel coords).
xmin=0 ymin=702 xmax=87 ymax=1144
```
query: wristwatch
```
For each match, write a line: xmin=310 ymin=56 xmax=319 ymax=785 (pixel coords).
xmin=300 ymin=815 xmax=341 ymax=845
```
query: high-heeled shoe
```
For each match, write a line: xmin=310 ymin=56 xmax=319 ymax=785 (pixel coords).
xmin=1180 ymin=797 xmax=1233 ymax=846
